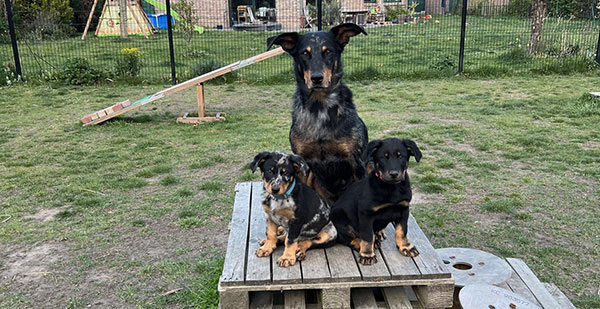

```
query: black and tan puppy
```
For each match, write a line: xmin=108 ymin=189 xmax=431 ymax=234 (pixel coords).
xmin=250 ymin=152 xmax=337 ymax=267
xmin=266 ymin=23 xmax=368 ymax=205
xmin=331 ymin=138 xmax=422 ymax=265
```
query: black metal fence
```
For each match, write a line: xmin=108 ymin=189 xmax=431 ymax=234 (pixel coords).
xmin=1 ymin=0 xmax=599 ymax=84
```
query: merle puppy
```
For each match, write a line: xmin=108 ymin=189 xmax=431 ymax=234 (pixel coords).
xmin=331 ymin=138 xmax=422 ymax=265
xmin=250 ymin=152 xmax=337 ymax=267
xmin=266 ymin=23 xmax=368 ymax=205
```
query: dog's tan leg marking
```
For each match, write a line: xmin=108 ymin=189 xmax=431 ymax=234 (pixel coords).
xmin=374 ymin=230 xmax=386 ymax=249
xmin=394 ymin=224 xmax=419 ymax=257
xmin=256 ymin=218 xmax=278 ymax=257
xmin=359 ymin=236 xmax=377 ymax=265
xmin=350 ymin=237 xmax=361 ymax=251
xmin=278 ymin=236 xmax=299 ymax=267
xmin=296 ymin=240 xmax=313 ymax=261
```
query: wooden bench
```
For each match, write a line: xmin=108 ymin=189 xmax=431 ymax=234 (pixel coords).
xmin=218 ymin=182 xmax=454 ymax=309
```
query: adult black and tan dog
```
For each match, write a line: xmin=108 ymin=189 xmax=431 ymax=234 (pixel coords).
xmin=266 ymin=23 xmax=368 ymax=205
xmin=331 ymin=138 xmax=422 ymax=265
xmin=250 ymin=152 xmax=337 ymax=267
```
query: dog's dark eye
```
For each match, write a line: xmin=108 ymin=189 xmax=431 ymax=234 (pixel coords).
xmin=323 ymin=49 xmax=332 ymax=55
xmin=302 ymin=50 xmax=310 ymax=57
xmin=270 ymin=167 xmax=275 ymax=173
xmin=384 ymin=153 xmax=389 ymax=159
xmin=397 ymin=152 xmax=401 ymax=158
xmin=281 ymin=168 xmax=286 ymax=175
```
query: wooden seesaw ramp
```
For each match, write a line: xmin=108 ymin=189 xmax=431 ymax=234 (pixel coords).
xmin=81 ymin=47 xmax=285 ymax=126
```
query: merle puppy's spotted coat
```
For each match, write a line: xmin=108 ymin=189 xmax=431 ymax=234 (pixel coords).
xmin=250 ymin=152 xmax=337 ymax=267
xmin=266 ymin=23 xmax=368 ymax=205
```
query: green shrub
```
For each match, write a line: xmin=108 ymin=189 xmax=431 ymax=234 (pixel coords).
xmin=190 ymin=60 xmax=237 ymax=83
xmin=429 ymin=56 xmax=457 ymax=72
xmin=506 ymin=0 xmax=531 ymax=17
xmin=115 ymin=48 xmax=142 ymax=78
xmin=55 ymin=57 xmax=109 ymax=85
xmin=0 ymin=63 xmax=21 ymax=86
xmin=497 ymin=48 xmax=531 ymax=64
xmin=531 ymin=57 xmax=597 ymax=75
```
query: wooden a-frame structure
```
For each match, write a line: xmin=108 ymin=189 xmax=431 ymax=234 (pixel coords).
xmin=82 ymin=0 xmax=154 ymax=40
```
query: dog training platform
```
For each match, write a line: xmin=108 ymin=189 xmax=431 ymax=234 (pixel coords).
xmin=218 ymin=182 xmax=454 ymax=309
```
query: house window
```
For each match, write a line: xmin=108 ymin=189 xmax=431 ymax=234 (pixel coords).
xmin=384 ymin=0 xmax=402 ymax=2
xmin=364 ymin=0 xmax=376 ymax=3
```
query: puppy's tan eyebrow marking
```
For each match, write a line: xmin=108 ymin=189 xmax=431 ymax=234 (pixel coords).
xmin=306 ymin=46 xmax=311 ymax=53
xmin=322 ymin=46 xmax=327 ymax=52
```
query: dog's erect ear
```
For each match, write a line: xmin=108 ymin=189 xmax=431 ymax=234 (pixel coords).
xmin=267 ymin=32 xmax=300 ymax=52
xmin=330 ymin=23 xmax=367 ymax=49
xmin=364 ymin=139 xmax=383 ymax=163
xmin=250 ymin=152 xmax=271 ymax=173
xmin=289 ymin=154 xmax=310 ymax=177
xmin=403 ymin=140 xmax=422 ymax=162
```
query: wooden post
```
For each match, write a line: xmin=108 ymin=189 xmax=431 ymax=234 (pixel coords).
xmin=81 ymin=0 xmax=99 ymax=40
xmin=119 ymin=0 xmax=128 ymax=38
xmin=197 ymin=83 xmax=205 ymax=117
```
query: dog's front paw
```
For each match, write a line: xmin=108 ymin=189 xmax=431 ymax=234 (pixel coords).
xmin=277 ymin=255 xmax=297 ymax=267
xmin=398 ymin=244 xmax=419 ymax=257
xmin=259 ymin=239 xmax=266 ymax=246
xmin=295 ymin=250 xmax=306 ymax=261
xmin=359 ymin=254 xmax=377 ymax=265
xmin=256 ymin=245 xmax=275 ymax=257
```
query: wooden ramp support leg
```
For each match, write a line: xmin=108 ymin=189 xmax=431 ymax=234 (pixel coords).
xmin=176 ymin=83 xmax=226 ymax=124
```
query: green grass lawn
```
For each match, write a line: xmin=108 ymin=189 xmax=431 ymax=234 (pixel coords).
xmin=1 ymin=15 xmax=598 ymax=82
xmin=1 ymin=74 xmax=600 ymax=308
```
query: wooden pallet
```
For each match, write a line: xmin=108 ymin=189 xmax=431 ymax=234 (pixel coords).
xmin=219 ymin=182 xmax=454 ymax=309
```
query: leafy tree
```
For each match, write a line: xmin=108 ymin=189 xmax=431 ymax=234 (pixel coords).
xmin=173 ymin=0 xmax=196 ymax=51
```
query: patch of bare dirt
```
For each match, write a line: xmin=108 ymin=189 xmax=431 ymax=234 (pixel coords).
xmin=23 ymin=207 xmax=67 ymax=222
xmin=579 ymin=141 xmax=600 ymax=150
xmin=1 ymin=243 xmax=66 ymax=283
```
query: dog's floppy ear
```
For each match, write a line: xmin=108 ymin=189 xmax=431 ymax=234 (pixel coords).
xmin=267 ymin=32 xmax=300 ymax=52
xmin=364 ymin=139 xmax=383 ymax=163
xmin=250 ymin=152 xmax=271 ymax=173
xmin=289 ymin=154 xmax=309 ymax=177
xmin=330 ymin=23 xmax=367 ymax=49
xmin=403 ymin=139 xmax=422 ymax=162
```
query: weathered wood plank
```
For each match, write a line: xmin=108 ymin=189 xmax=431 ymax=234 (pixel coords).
xmin=271 ymin=245 xmax=303 ymax=284
xmin=220 ymin=290 xmax=249 ymax=309
xmin=379 ymin=224 xmax=422 ymax=280
xmin=321 ymin=288 xmax=351 ymax=309
xmin=352 ymin=288 xmax=377 ymax=309
xmin=414 ymin=284 xmax=454 ymax=309
xmin=284 ymin=290 xmax=306 ymax=309
xmin=382 ymin=287 xmax=413 ymax=309
xmin=220 ymin=182 xmax=252 ymax=286
xmin=324 ymin=244 xmax=361 ymax=281
xmin=407 ymin=215 xmax=451 ymax=279
xmin=251 ymin=291 xmax=274 ymax=309
xmin=543 ymin=283 xmax=575 ymax=309
xmin=352 ymin=249 xmax=391 ymax=281
xmin=246 ymin=182 xmax=272 ymax=284
xmin=505 ymin=270 xmax=542 ymax=307
xmin=301 ymin=249 xmax=332 ymax=283
xmin=507 ymin=258 xmax=562 ymax=309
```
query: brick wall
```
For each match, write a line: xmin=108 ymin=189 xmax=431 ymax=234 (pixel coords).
xmin=276 ymin=0 xmax=303 ymax=30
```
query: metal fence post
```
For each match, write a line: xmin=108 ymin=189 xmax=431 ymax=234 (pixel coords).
xmin=596 ymin=29 xmax=600 ymax=64
xmin=458 ymin=0 xmax=468 ymax=74
xmin=317 ymin=0 xmax=322 ymax=30
xmin=165 ymin=0 xmax=177 ymax=85
xmin=4 ymin=0 xmax=22 ymax=79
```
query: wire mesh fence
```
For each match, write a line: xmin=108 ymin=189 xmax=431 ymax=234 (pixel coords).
xmin=0 ymin=0 xmax=598 ymax=84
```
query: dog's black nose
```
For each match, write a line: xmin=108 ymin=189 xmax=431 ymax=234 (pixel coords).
xmin=311 ymin=74 xmax=323 ymax=84
xmin=271 ymin=185 xmax=280 ymax=193
xmin=389 ymin=171 xmax=399 ymax=179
